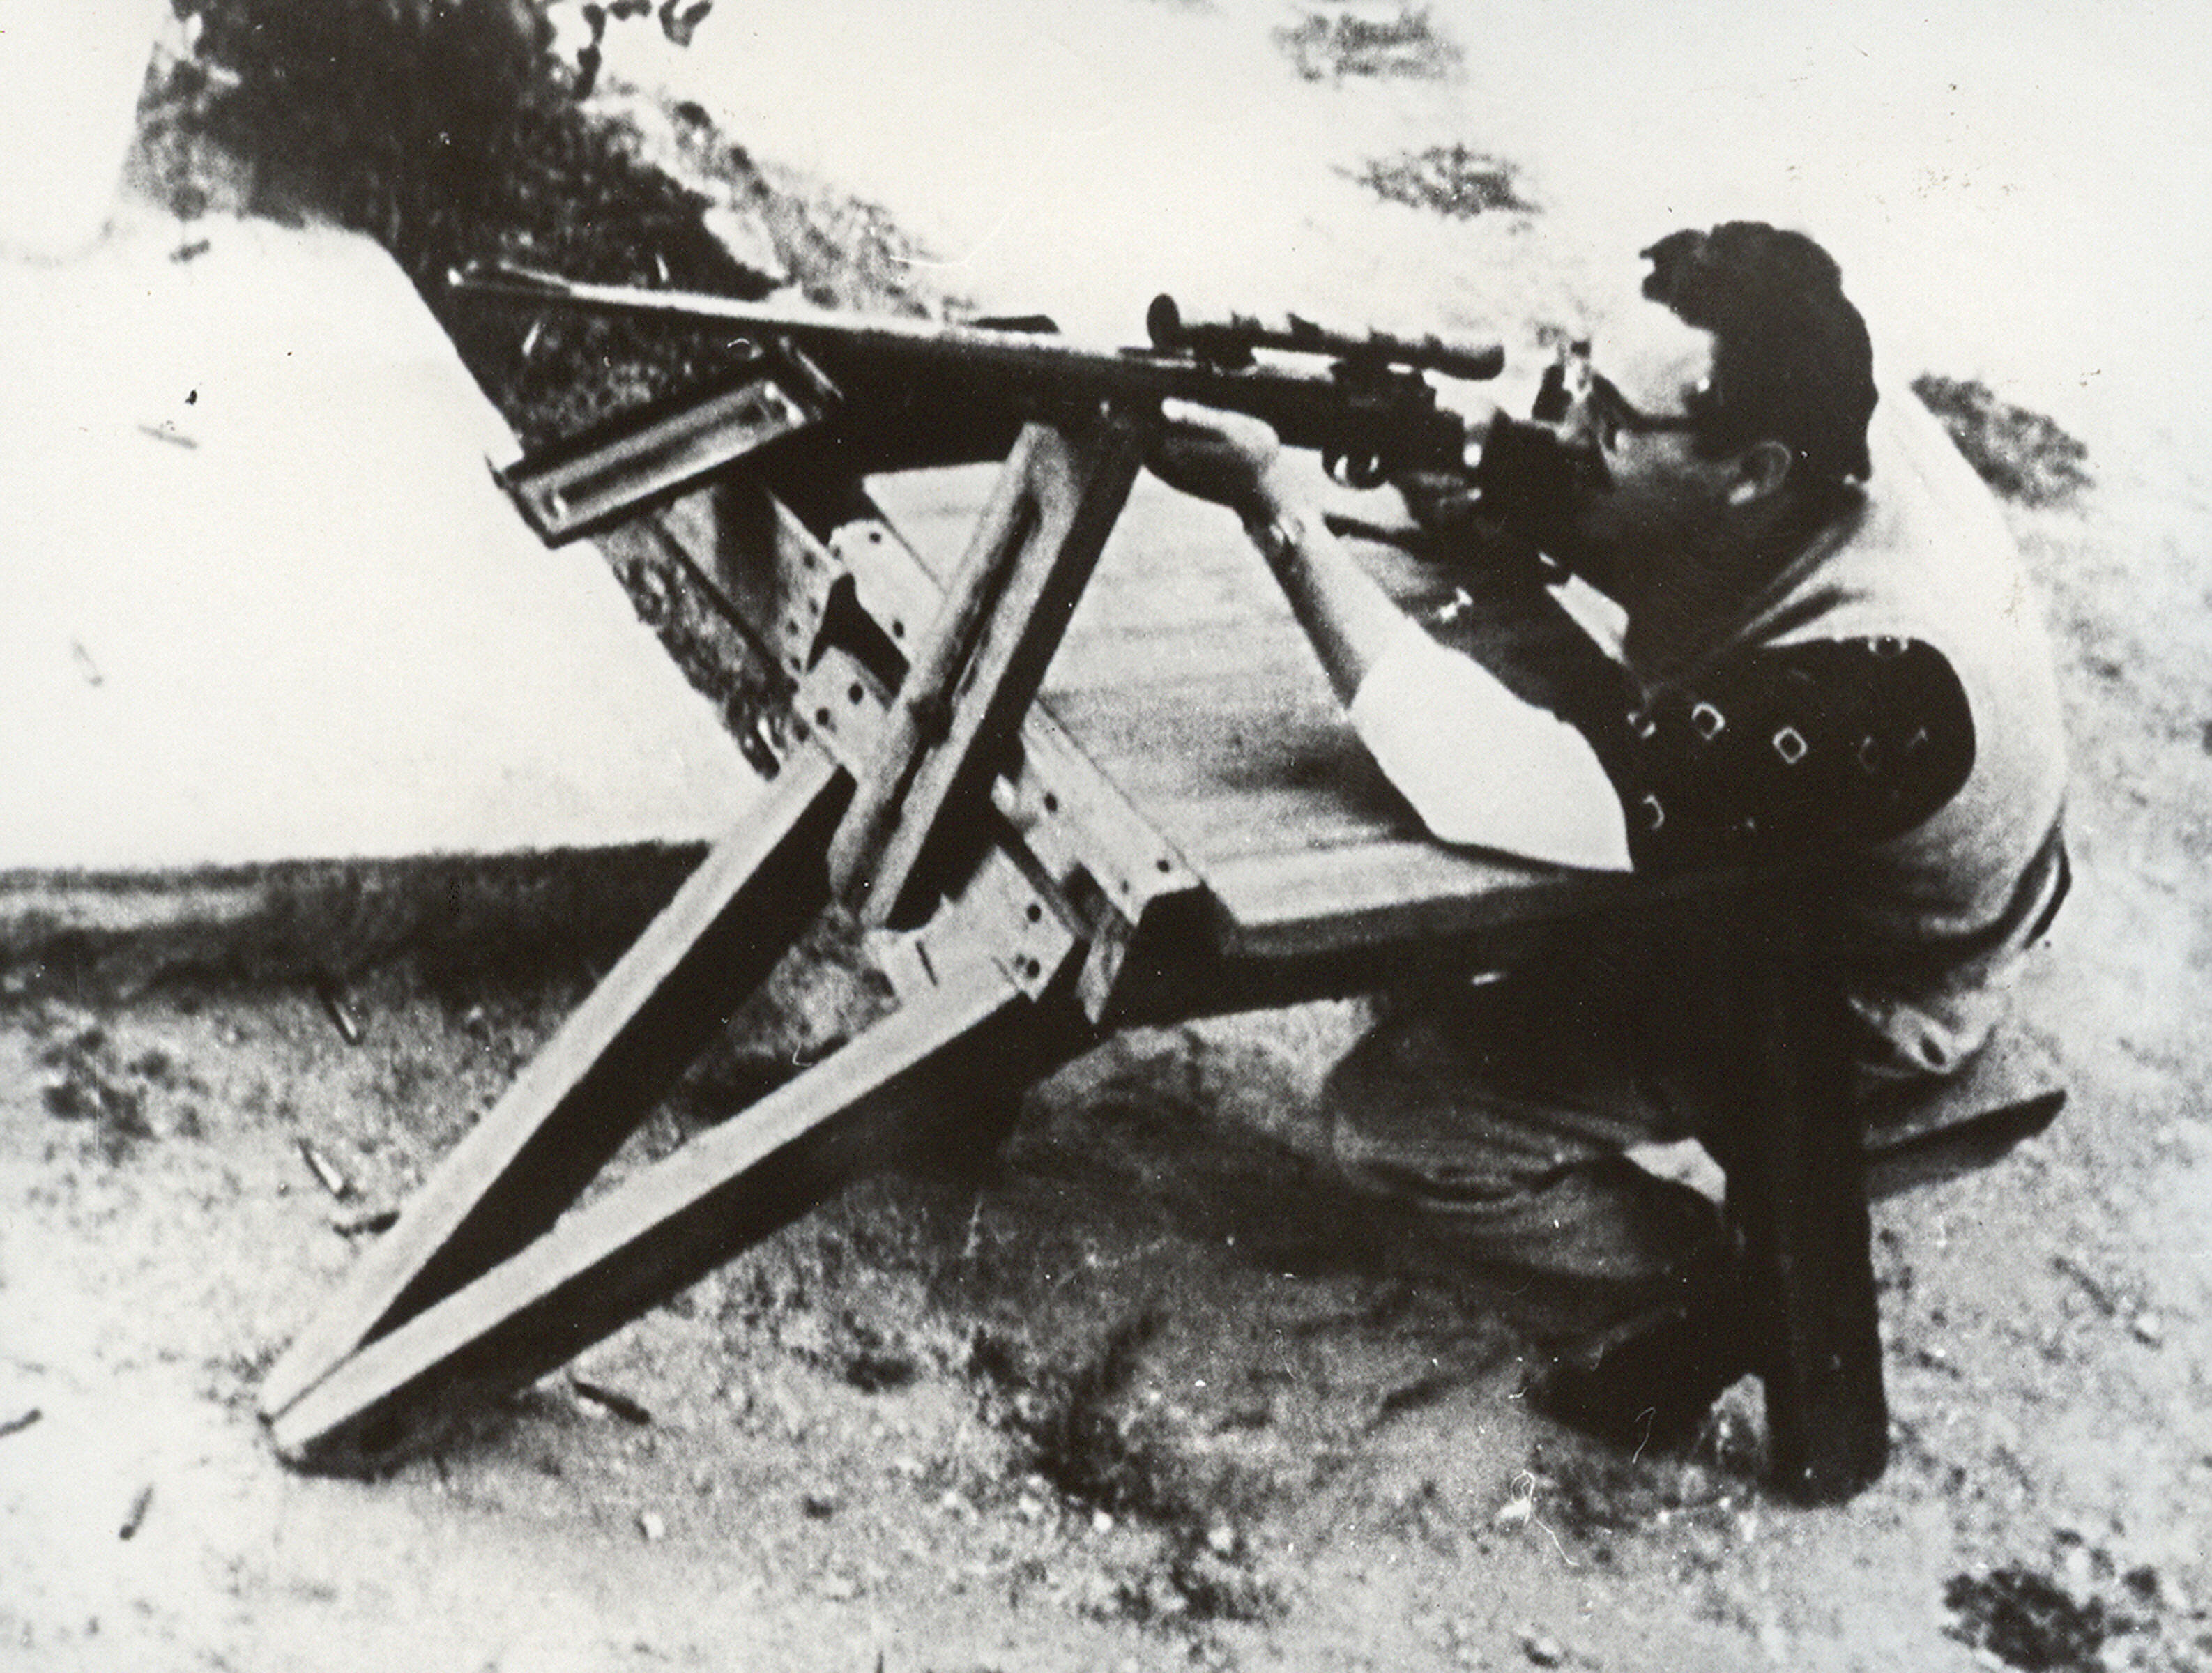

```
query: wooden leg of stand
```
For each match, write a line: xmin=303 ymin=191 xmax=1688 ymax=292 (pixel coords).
xmin=260 ymin=742 xmax=851 ymax=1422
xmin=268 ymin=958 xmax=1081 ymax=1474
xmin=1729 ymin=915 xmax=1889 ymax=1505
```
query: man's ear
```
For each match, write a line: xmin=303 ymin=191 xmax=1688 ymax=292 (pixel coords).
xmin=1727 ymin=438 xmax=1795 ymax=506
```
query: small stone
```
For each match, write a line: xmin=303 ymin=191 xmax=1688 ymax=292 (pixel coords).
xmin=1517 ymin=1627 xmax=1564 ymax=1667
xmin=636 ymin=1511 xmax=666 ymax=1542
xmin=1015 ymin=1493 xmax=1046 ymax=1522
xmin=1091 ymin=1508 xmax=1115 ymax=1535
xmin=2130 ymin=1312 xmax=2164 ymax=1347
xmin=768 ymin=1386 xmax=809 ymax=1437
xmin=1206 ymin=1522 xmax=1240 ymax=1559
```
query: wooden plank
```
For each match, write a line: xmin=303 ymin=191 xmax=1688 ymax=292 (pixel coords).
xmin=696 ymin=461 xmax=1649 ymax=991
xmin=1097 ymin=843 xmax=1675 ymax=1028
xmin=1725 ymin=913 xmax=1889 ymax=1504
xmin=260 ymin=742 xmax=851 ymax=1422
xmin=1039 ymin=624 xmax=1317 ymax=696
xmin=664 ymin=480 xmax=841 ymax=684
xmin=830 ymin=430 xmax=1061 ymax=905
xmin=831 ymin=414 xmax=1147 ymax=926
xmin=1200 ymin=840 xmax=1640 ymax=961
xmin=1055 ymin=560 xmax=1281 ymax=641
xmin=874 ymin=467 xmax=1278 ymax=641
xmin=1038 ymin=681 xmax=1355 ymax=788
xmin=830 ymin=512 xmax=959 ymax=662
xmin=1067 ymin=572 xmax=1275 ymax=641
xmin=989 ymin=704 xmax=1199 ymax=917
xmin=1096 ymin=912 xmax=1516 ymax=1029
xmin=1124 ymin=784 xmax=1412 ymax=868
xmin=271 ymin=959 xmax=1085 ymax=1474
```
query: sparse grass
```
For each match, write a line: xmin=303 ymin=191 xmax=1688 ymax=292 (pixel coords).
xmin=1347 ymin=144 xmax=1534 ymax=217
xmin=1912 ymin=374 xmax=2093 ymax=507
xmin=1274 ymin=5 xmax=1462 ymax=81
xmin=29 ymin=1004 xmax=208 ymax=1156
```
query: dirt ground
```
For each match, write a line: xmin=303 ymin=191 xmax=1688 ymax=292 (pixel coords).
xmin=5 ymin=425 xmax=2209 ymax=1673
xmin=7 ymin=22 xmax=2212 ymax=1673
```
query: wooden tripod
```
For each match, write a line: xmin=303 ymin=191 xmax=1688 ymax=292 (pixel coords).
xmin=259 ymin=408 xmax=1165 ymax=1471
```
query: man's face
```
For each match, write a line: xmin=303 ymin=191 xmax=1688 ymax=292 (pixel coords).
xmin=1542 ymin=292 xmax=1737 ymax=603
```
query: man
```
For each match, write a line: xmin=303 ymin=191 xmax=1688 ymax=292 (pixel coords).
xmin=1149 ymin=222 xmax=2068 ymax=1442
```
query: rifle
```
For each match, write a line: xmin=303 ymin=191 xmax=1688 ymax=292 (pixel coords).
xmin=448 ymin=260 xmax=1501 ymax=540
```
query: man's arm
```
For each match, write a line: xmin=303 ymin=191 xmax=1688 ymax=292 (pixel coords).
xmin=1585 ymin=637 xmax=1976 ymax=873
xmin=1150 ymin=403 xmax=1631 ymax=870
xmin=1150 ymin=401 xmax=1403 ymax=703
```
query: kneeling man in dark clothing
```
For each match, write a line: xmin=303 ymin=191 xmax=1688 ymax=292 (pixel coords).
xmin=1147 ymin=222 xmax=2068 ymax=1442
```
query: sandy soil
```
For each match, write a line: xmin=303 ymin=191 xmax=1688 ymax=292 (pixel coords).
xmin=5 ymin=6 xmax=2211 ymax=1672
xmin=5 ymin=388 xmax=2208 ymax=1673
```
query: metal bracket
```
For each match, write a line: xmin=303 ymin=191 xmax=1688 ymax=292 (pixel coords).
xmin=490 ymin=346 xmax=837 ymax=544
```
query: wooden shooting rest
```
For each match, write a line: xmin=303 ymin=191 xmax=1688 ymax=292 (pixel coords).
xmin=257 ymin=397 xmax=2059 ymax=1504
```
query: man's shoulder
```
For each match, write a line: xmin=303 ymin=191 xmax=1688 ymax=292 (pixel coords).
xmin=1755 ymin=390 xmax=2045 ymax=664
xmin=1852 ymin=392 xmax=2024 ymax=574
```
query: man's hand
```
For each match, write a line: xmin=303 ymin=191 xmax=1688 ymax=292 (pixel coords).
xmin=1389 ymin=396 xmax=1499 ymax=533
xmin=1147 ymin=400 xmax=1308 ymax=522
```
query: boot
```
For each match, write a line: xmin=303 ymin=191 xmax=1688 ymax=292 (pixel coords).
xmin=1527 ymin=1258 xmax=1755 ymax=1451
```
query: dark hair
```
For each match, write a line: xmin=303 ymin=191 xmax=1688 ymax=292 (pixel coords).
xmin=1640 ymin=222 xmax=1877 ymax=486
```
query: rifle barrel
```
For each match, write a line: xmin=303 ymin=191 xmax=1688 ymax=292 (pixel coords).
xmin=452 ymin=261 xmax=1106 ymax=359
xmin=449 ymin=261 xmax=1477 ymax=479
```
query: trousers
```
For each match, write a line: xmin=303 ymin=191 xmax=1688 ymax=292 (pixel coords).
xmin=1319 ymin=912 xmax=1951 ymax=1316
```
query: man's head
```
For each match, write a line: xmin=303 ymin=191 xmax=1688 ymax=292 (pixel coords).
xmin=1637 ymin=221 xmax=1877 ymax=491
xmin=1530 ymin=222 xmax=1877 ymax=611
